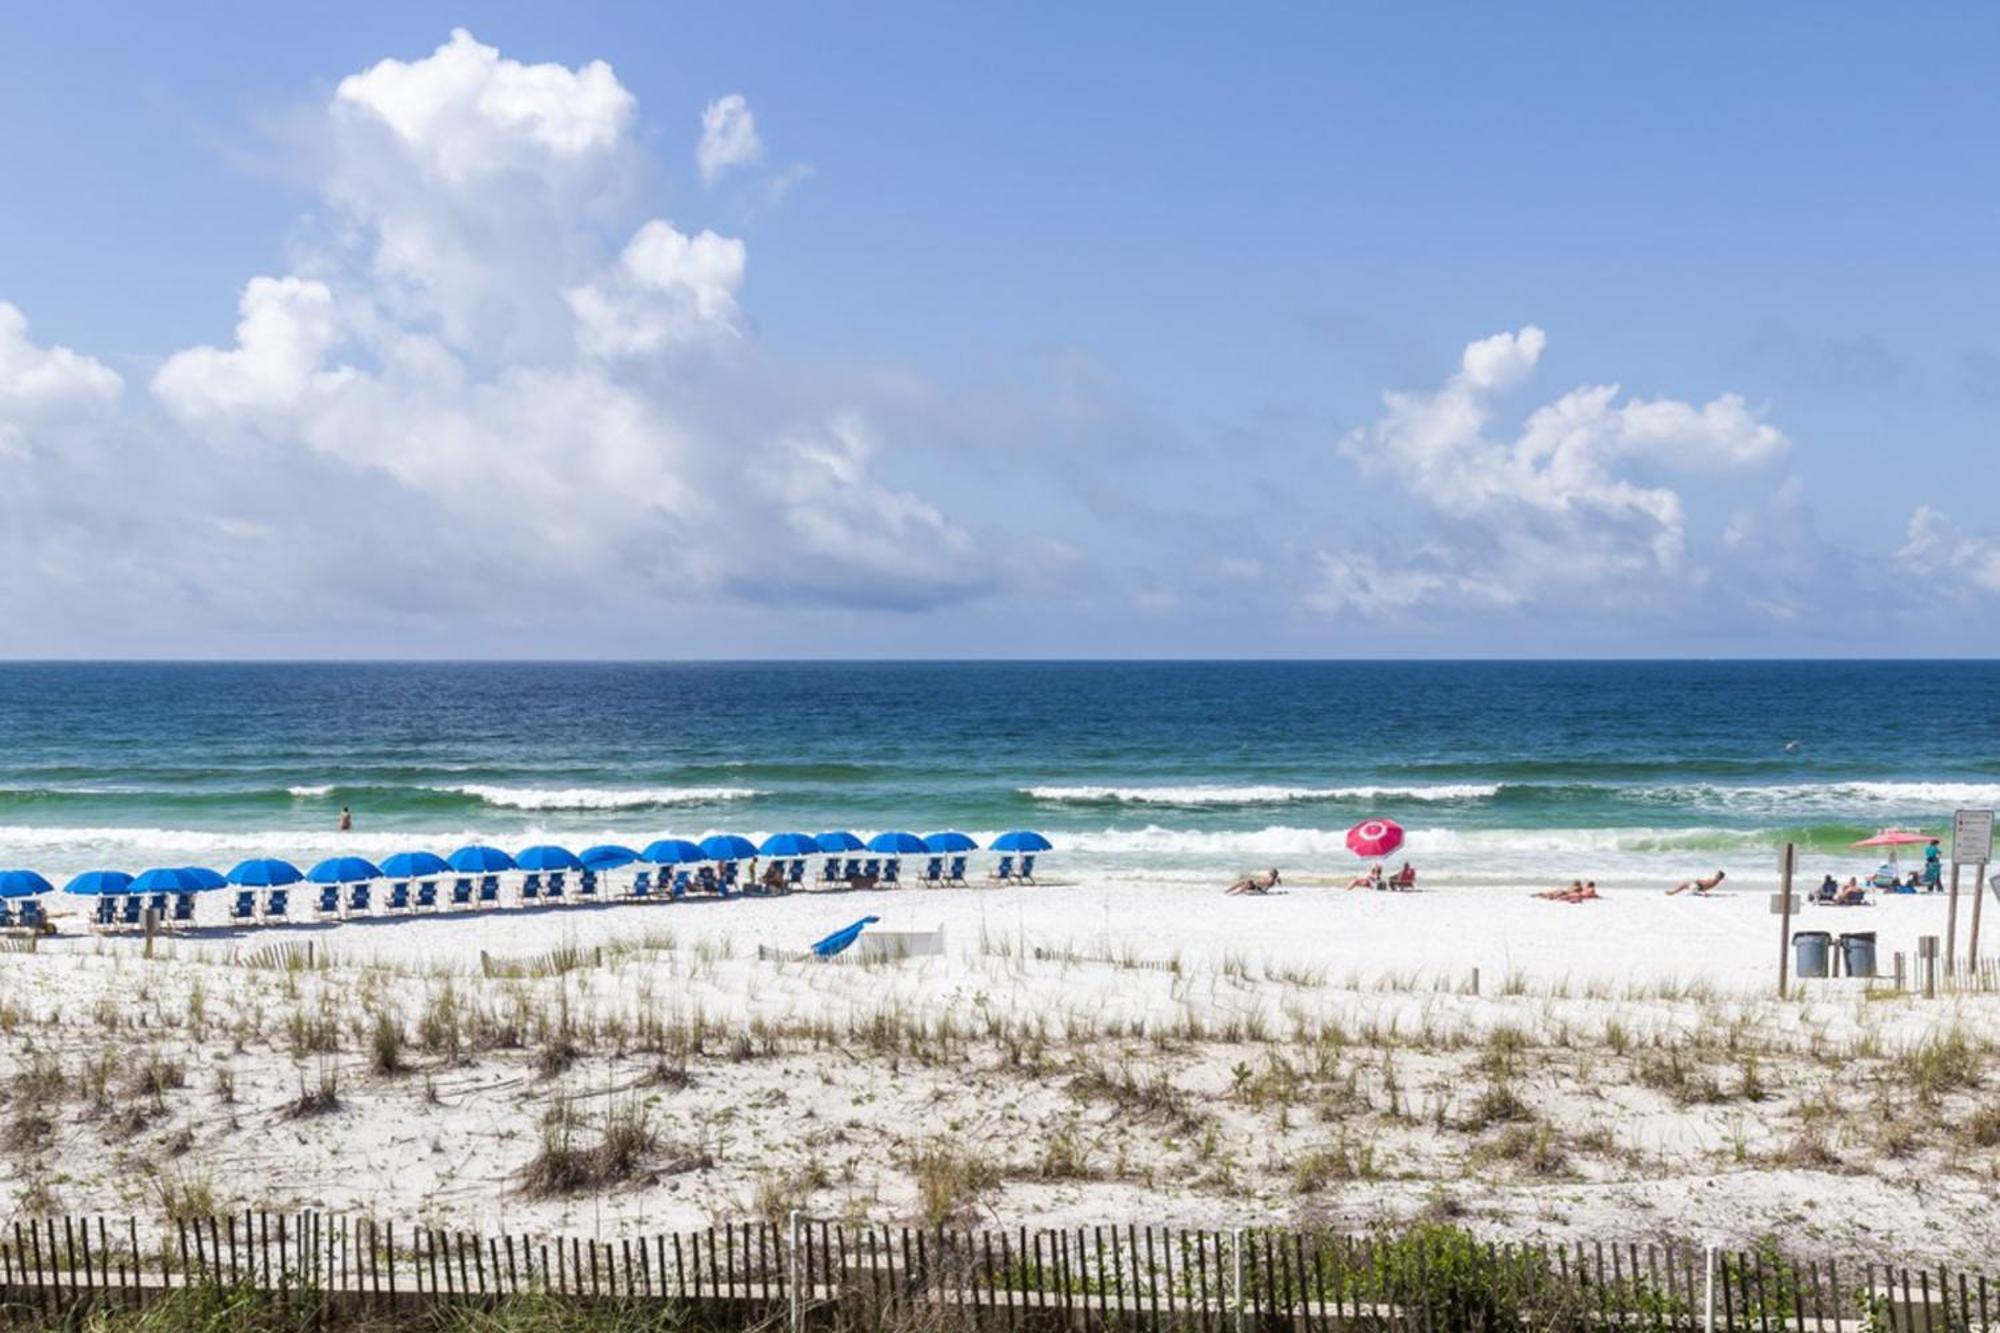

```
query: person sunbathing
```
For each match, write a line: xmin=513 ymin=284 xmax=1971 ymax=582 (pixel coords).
xmin=1666 ymin=869 xmax=1726 ymax=896
xmin=1814 ymin=874 xmax=1839 ymax=903
xmin=1344 ymin=864 xmax=1384 ymax=891
xmin=1837 ymin=877 xmax=1868 ymax=906
xmin=1224 ymin=868 xmax=1281 ymax=895
xmin=1388 ymin=862 xmax=1417 ymax=890
xmin=1535 ymin=880 xmax=1600 ymax=903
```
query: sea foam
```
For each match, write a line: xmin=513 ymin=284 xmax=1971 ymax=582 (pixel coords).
xmin=1024 ymin=783 xmax=1499 ymax=806
xmin=439 ymin=784 xmax=764 ymax=811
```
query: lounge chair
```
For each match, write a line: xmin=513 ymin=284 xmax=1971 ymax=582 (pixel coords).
xmin=448 ymin=878 xmax=472 ymax=909
xmin=821 ymin=858 xmax=843 ymax=885
xmin=171 ymin=893 xmax=197 ymax=926
xmin=881 ymin=858 xmax=901 ymax=887
xmin=92 ymin=896 xmax=117 ymax=929
xmin=1018 ymin=855 xmax=1037 ymax=883
xmin=120 ymin=895 xmax=145 ymax=928
xmin=0 ymin=902 xmax=12 ymax=930
xmin=263 ymin=888 xmax=290 ymax=921
xmin=521 ymin=873 xmax=543 ymax=902
xmin=386 ymin=881 xmax=412 ymax=913
xmin=315 ymin=885 xmax=342 ymax=918
xmin=787 ymin=860 xmax=806 ymax=889
xmin=17 ymin=901 xmax=43 ymax=932
xmin=230 ymin=891 xmax=258 ymax=924
xmin=670 ymin=869 xmax=691 ymax=899
xmin=146 ymin=892 xmax=171 ymax=922
xmin=545 ymin=872 xmax=567 ymax=901
xmin=843 ymin=858 xmax=863 ymax=881
xmin=414 ymin=880 xmax=439 ymax=911
xmin=347 ymin=882 xmax=373 ymax=915
xmin=861 ymin=858 xmax=881 ymax=881
xmin=578 ymin=871 xmax=599 ymax=900
xmin=946 ymin=856 xmax=967 ymax=886
xmin=717 ymin=862 xmax=740 ymax=896
xmin=630 ymin=870 xmax=653 ymax=900
xmin=696 ymin=865 xmax=719 ymax=895
xmin=477 ymin=875 xmax=502 ymax=906
xmin=919 ymin=857 xmax=944 ymax=887
xmin=991 ymin=856 xmax=1015 ymax=883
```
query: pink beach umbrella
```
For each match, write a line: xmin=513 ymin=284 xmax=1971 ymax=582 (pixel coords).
xmin=1346 ymin=817 xmax=1405 ymax=860
xmin=1852 ymin=828 xmax=1933 ymax=868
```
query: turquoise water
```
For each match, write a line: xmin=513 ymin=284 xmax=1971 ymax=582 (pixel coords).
xmin=1 ymin=661 xmax=1996 ymax=885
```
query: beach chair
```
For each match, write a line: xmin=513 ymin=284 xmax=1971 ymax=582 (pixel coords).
xmin=881 ymin=858 xmax=901 ymax=887
xmin=821 ymin=858 xmax=843 ymax=885
xmin=0 ymin=902 xmax=12 ymax=930
xmin=787 ymin=859 xmax=806 ymax=889
xmin=120 ymin=895 xmax=146 ymax=928
xmin=386 ymin=881 xmax=412 ymax=913
xmin=414 ymin=880 xmax=439 ymax=911
xmin=93 ymin=896 xmax=118 ymax=929
xmin=347 ymin=882 xmax=373 ymax=915
xmin=843 ymin=858 xmax=863 ymax=881
xmin=696 ymin=865 xmax=720 ymax=896
xmin=1018 ymin=855 xmax=1037 ymax=883
xmin=228 ymin=890 xmax=258 ymax=925
xmin=17 ymin=901 xmax=43 ymax=932
xmin=578 ymin=871 xmax=599 ymax=900
xmin=171 ymin=893 xmax=197 ymax=926
xmin=946 ymin=856 xmax=967 ymax=886
xmin=521 ymin=873 xmax=543 ymax=903
xmin=718 ymin=863 xmax=740 ymax=896
xmin=990 ymin=856 xmax=1015 ymax=883
xmin=264 ymin=888 xmax=290 ymax=921
xmin=477 ymin=875 xmax=501 ymax=906
xmin=630 ymin=870 xmax=653 ymax=900
xmin=448 ymin=878 xmax=472 ymax=909
xmin=670 ymin=869 xmax=691 ymax=899
xmin=545 ymin=873 xmax=567 ymax=901
xmin=315 ymin=885 xmax=342 ymax=918
xmin=861 ymin=858 xmax=881 ymax=882
xmin=917 ymin=857 xmax=943 ymax=887
xmin=146 ymin=892 xmax=171 ymax=923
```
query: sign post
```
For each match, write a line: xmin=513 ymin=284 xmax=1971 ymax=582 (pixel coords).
xmin=1949 ymin=810 xmax=1993 ymax=976
xmin=1774 ymin=842 xmax=1798 ymax=997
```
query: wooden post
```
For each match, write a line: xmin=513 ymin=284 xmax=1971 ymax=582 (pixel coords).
xmin=1947 ymin=861 xmax=1963 ymax=977
xmin=1919 ymin=936 xmax=1939 ymax=998
xmin=1894 ymin=952 xmax=1906 ymax=992
xmin=1970 ymin=863 xmax=1988 ymax=972
xmin=1776 ymin=843 xmax=1797 ymax=998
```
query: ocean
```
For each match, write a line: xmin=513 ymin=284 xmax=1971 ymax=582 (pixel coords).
xmin=1 ymin=661 xmax=1996 ymax=888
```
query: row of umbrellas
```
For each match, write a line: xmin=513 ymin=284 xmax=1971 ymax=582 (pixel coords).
xmin=0 ymin=829 xmax=1056 ymax=898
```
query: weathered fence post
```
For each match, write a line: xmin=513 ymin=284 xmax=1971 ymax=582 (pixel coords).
xmin=1231 ymin=1228 xmax=1244 ymax=1333
xmin=1704 ymin=1244 xmax=1716 ymax=1333
xmin=788 ymin=1211 xmax=803 ymax=1333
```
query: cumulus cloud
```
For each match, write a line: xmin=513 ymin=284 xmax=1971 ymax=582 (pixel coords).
xmin=566 ymin=219 xmax=747 ymax=358
xmin=0 ymin=303 xmax=121 ymax=417
xmin=1898 ymin=506 xmax=2000 ymax=595
xmin=1317 ymin=326 xmax=1791 ymax=616
xmin=697 ymin=93 xmax=763 ymax=183
xmin=153 ymin=277 xmax=352 ymax=421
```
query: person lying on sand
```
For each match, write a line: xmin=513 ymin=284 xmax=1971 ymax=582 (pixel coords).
xmin=1344 ymin=864 xmax=1384 ymax=891
xmin=1224 ymin=868 xmax=1282 ymax=895
xmin=1666 ymin=869 xmax=1726 ymax=896
xmin=1537 ymin=880 xmax=1600 ymax=903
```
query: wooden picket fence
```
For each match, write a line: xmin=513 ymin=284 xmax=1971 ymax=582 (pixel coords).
xmin=0 ymin=1213 xmax=1992 ymax=1330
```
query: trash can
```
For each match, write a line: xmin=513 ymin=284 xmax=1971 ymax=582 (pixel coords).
xmin=1839 ymin=931 xmax=1878 ymax=979
xmin=1792 ymin=930 xmax=1832 ymax=979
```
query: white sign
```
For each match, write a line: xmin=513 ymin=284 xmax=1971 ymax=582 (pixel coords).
xmin=1953 ymin=808 xmax=1994 ymax=865
xmin=1769 ymin=893 xmax=1800 ymax=916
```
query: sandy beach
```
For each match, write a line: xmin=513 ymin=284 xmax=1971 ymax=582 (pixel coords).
xmin=5 ymin=872 xmax=1995 ymax=1266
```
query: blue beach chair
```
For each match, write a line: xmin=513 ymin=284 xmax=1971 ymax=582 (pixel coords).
xmin=946 ymin=856 xmax=967 ymax=886
xmin=0 ymin=901 xmax=13 ymax=930
xmin=578 ymin=871 xmax=599 ymax=900
xmin=991 ymin=856 xmax=1015 ymax=883
xmin=919 ymin=858 xmax=944 ymax=887
xmin=477 ymin=875 xmax=501 ymax=906
xmin=717 ymin=863 xmax=740 ymax=896
xmin=670 ymin=869 xmax=691 ymax=899
xmin=386 ymin=881 xmax=412 ymax=913
xmin=520 ymin=873 xmax=542 ymax=903
xmin=448 ymin=878 xmax=472 ymax=909
xmin=843 ymin=858 xmax=863 ymax=881
xmin=787 ymin=860 xmax=806 ymax=889
xmin=120 ymin=896 xmax=145 ymax=928
xmin=146 ymin=892 xmax=171 ymax=922
xmin=315 ymin=885 xmax=341 ymax=918
xmin=630 ymin=870 xmax=653 ymax=900
xmin=821 ymin=858 xmax=843 ymax=886
xmin=347 ymin=882 xmax=373 ymax=915
xmin=264 ymin=888 xmax=290 ymax=921
xmin=414 ymin=880 xmax=439 ymax=911
xmin=17 ymin=901 xmax=43 ymax=932
xmin=880 ymin=859 xmax=901 ymax=887
xmin=94 ymin=896 xmax=118 ymax=929
xmin=1018 ymin=855 xmax=1038 ymax=883
xmin=171 ymin=893 xmax=197 ymax=926
xmin=229 ymin=891 xmax=258 ymax=924
xmin=545 ymin=873 xmax=567 ymax=901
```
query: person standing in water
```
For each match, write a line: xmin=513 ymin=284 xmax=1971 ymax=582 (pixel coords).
xmin=338 ymin=806 xmax=353 ymax=832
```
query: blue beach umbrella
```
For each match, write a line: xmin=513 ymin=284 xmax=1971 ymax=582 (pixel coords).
xmin=579 ymin=844 xmax=640 ymax=871
xmin=131 ymin=866 xmax=211 ymax=895
xmin=699 ymin=833 xmax=758 ymax=862
xmin=0 ymin=870 xmax=54 ymax=898
xmin=227 ymin=858 xmax=302 ymax=887
xmin=815 ymin=831 xmax=864 ymax=853
xmin=307 ymin=855 xmax=382 ymax=884
xmin=177 ymin=866 xmax=227 ymax=891
xmin=867 ymin=830 xmax=927 ymax=855
xmin=380 ymin=851 xmax=452 ymax=879
xmin=641 ymin=838 xmax=705 ymax=865
xmin=990 ymin=830 xmax=1054 ymax=853
xmin=515 ymin=844 xmax=582 ymax=872
xmin=923 ymin=831 xmax=979 ymax=854
xmin=65 ymin=870 xmax=134 ymax=896
xmin=448 ymin=844 xmax=516 ymax=874
xmin=758 ymin=832 xmax=819 ymax=858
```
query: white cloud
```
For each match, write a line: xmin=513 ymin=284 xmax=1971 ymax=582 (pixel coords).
xmin=566 ymin=219 xmax=747 ymax=358
xmin=1321 ymin=326 xmax=1791 ymax=617
xmin=1898 ymin=506 xmax=2000 ymax=595
xmin=0 ymin=302 xmax=121 ymax=417
xmin=152 ymin=277 xmax=351 ymax=421
xmin=697 ymin=93 xmax=763 ymax=183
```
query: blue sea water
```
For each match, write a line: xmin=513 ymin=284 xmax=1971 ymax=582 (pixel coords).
xmin=0 ymin=661 xmax=1996 ymax=886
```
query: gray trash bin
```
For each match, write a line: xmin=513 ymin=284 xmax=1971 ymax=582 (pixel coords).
xmin=1839 ymin=931 xmax=1877 ymax=979
xmin=1792 ymin=930 xmax=1832 ymax=979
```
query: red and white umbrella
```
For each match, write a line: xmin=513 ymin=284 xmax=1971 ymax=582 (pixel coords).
xmin=1346 ymin=817 xmax=1404 ymax=859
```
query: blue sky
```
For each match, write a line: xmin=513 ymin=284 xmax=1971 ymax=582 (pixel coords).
xmin=2 ymin=4 xmax=1998 ymax=656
